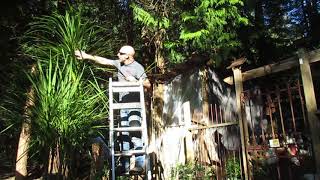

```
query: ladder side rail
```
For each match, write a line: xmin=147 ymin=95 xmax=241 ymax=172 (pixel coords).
xmin=139 ymin=83 xmax=148 ymax=146
xmin=139 ymin=82 xmax=151 ymax=179
xmin=109 ymin=78 xmax=116 ymax=180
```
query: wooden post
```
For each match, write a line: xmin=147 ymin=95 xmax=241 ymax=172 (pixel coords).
xmin=90 ymin=143 xmax=103 ymax=179
xmin=200 ymin=68 xmax=210 ymax=123
xmin=298 ymin=49 xmax=320 ymax=175
xmin=183 ymin=101 xmax=194 ymax=162
xmin=233 ymin=68 xmax=249 ymax=180
xmin=151 ymin=83 xmax=164 ymax=136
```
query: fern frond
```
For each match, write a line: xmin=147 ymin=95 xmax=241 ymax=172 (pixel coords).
xmin=131 ymin=3 xmax=170 ymax=29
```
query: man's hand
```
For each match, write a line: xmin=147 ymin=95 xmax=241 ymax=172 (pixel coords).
xmin=75 ymin=50 xmax=87 ymax=59
xmin=125 ymin=76 xmax=137 ymax=82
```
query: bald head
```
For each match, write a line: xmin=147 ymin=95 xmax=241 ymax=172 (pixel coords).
xmin=117 ymin=45 xmax=136 ymax=64
xmin=119 ymin=45 xmax=135 ymax=57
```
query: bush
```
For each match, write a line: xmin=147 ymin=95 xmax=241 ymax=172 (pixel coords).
xmin=171 ymin=162 xmax=215 ymax=180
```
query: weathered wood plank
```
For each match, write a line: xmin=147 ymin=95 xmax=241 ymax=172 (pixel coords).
xmin=183 ymin=101 xmax=194 ymax=162
xmin=188 ymin=121 xmax=238 ymax=130
xmin=233 ymin=68 xmax=250 ymax=180
xmin=299 ymin=50 xmax=320 ymax=175
xmin=201 ymin=68 xmax=210 ymax=123
xmin=224 ymin=49 xmax=320 ymax=85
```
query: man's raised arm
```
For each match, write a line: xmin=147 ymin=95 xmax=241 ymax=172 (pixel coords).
xmin=75 ymin=50 xmax=116 ymax=66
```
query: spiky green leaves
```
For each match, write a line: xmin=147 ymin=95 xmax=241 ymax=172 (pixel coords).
xmin=23 ymin=9 xmax=113 ymax=62
xmin=22 ymin=8 xmax=111 ymax=158
xmin=29 ymin=56 xmax=108 ymax=148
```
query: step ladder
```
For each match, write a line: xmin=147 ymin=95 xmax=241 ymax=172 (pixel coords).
xmin=108 ymin=78 xmax=151 ymax=180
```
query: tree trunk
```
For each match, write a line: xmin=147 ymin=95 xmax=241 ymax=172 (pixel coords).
xmin=47 ymin=143 xmax=61 ymax=178
xmin=90 ymin=142 xmax=104 ymax=179
xmin=155 ymin=33 xmax=165 ymax=73
xmin=15 ymin=119 xmax=32 ymax=179
xmin=15 ymin=65 xmax=36 ymax=179
xmin=254 ymin=0 xmax=267 ymax=62
xmin=301 ymin=0 xmax=311 ymax=36
xmin=151 ymin=30 xmax=165 ymax=139
xmin=307 ymin=0 xmax=320 ymax=43
xmin=126 ymin=0 xmax=134 ymax=45
xmin=254 ymin=0 xmax=264 ymax=29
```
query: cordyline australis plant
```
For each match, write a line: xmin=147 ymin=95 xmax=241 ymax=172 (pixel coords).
xmin=22 ymin=8 xmax=112 ymax=177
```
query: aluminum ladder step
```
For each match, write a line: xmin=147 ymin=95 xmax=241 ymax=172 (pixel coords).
xmin=111 ymin=81 xmax=141 ymax=87
xmin=112 ymin=86 xmax=141 ymax=92
xmin=114 ymin=149 xmax=146 ymax=156
xmin=112 ymin=102 xmax=142 ymax=109
xmin=113 ymin=127 xmax=144 ymax=132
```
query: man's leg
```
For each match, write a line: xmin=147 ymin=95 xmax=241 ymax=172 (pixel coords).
xmin=120 ymin=109 xmax=131 ymax=172
xmin=128 ymin=109 xmax=145 ymax=171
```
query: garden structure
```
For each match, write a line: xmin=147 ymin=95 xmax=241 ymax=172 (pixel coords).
xmin=223 ymin=48 xmax=320 ymax=180
xmin=92 ymin=48 xmax=320 ymax=180
xmin=127 ymin=48 xmax=320 ymax=180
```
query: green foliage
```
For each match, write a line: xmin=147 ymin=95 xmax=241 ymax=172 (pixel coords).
xmin=226 ymin=156 xmax=241 ymax=179
xmin=29 ymin=56 xmax=108 ymax=148
xmin=21 ymin=6 xmax=113 ymax=176
xmin=170 ymin=162 xmax=215 ymax=180
xmin=132 ymin=4 xmax=170 ymax=30
xmin=74 ymin=0 xmax=125 ymax=54
xmin=252 ymin=159 xmax=269 ymax=179
xmin=25 ymin=11 xmax=102 ymax=58
xmin=0 ymin=62 xmax=28 ymax=175
xmin=174 ymin=0 xmax=248 ymax=62
xmin=132 ymin=0 xmax=248 ymax=65
xmin=0 ymin=63 xmax=27 ymax=130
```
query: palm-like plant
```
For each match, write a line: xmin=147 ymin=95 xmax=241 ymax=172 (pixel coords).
xmin=21 ymin=7 xmax=116 ymax=178
xmin=29 ymin=53 xmax=108 ymax=176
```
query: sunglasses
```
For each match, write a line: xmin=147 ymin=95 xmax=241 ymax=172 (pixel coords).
xmin=118 ymin=52 xmax=127 ymax=55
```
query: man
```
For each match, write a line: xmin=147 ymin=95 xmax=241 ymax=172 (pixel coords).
xmin=75 ymin=45 xmax=150 ymax=173
xmin=75 ymin=45 xmax=151 ymax=88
